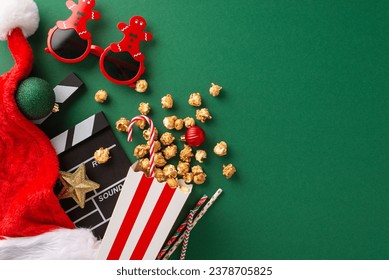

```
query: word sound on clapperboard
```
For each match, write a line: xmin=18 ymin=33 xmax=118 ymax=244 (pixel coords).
xmin=51 ymin=111 xmax=131 ymax=239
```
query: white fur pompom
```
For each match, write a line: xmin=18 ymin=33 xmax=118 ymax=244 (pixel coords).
xmin=0 ymin=0 xmax=39 ymax=40
xmin=0 ymin=228 xmax=101 ymax=260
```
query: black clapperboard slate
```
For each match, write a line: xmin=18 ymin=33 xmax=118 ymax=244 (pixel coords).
xmin=34 ymin=73 xmax=85 ymax=124
xmin=50 ymin=111 xmax=131 ymax=239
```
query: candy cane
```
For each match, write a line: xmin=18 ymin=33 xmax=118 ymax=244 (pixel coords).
xmin=127 ymin=115 xmax=155 ymax=177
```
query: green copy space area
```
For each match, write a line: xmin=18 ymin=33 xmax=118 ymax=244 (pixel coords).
xmin=0 ymin=0 xmax=388 ymax=259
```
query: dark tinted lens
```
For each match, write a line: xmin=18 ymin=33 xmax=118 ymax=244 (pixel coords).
xmin=51 ymin=29 xmax=88 ymax=60
xmin=103 ymin=51 xmax=140 ymax=82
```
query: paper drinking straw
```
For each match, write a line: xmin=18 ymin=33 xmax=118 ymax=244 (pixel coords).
xmin=180 ymin=210 xmax=194 ymax=260
xmin=162 ymin=188 xmax=223 ymax=260
xmin=157 ymin=194 xmax=208 ymax=259
xmin=127 ymin=115 xmax=155 ymax=176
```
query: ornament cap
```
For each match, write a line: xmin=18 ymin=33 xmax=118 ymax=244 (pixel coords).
xmin=52 ymin=103 xmax=60 ymax=113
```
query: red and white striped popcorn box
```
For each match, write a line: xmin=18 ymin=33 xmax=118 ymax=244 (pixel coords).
xmin=97 ymin=116 xmax=192 ymax=260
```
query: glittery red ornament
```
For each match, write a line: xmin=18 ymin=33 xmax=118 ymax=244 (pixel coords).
xmin=180 ymin=126 xmax=206 ymax=147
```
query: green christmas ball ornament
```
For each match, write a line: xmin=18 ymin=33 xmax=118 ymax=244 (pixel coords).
xmin=15 ymin=77 xmax=56 ymax=120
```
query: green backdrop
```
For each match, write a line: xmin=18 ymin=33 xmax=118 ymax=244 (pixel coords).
xmin=1 ymin=0 xmax=389 ymax=260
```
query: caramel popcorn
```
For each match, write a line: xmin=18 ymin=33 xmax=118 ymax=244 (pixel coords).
xmin=163 ymin=144 xmax=178 ymax=160
xmin=209 ymin=83 xmax=222 ymax=97
xmin=94 ymin=147 xmax=110 ymax=164
xmin=180 ymin=144 xmax=194 ymax=162
xmin=160 ymin=132 xmax=175 ymax=146
xmin=94 ymin=89 xmax=108 ymax=103
xmin=163 ymin=164 xmax=178 ymax=178
xmin=194 ymin=172 xmax=207 ymax=184
xmin=163 ymin=116 xmax=177 ymax=130
xmin=166 ymin=177 xmax=179 ymax=188
xmin=195 ymin=150 xmax=207 ymax=163
xmin=138 ymin=102 xmax=151 ymax=115
xmin=214 ymin=141 xmax=228 ymax=156
xmin=143 ymin=127 xmax=158 ymax=141
xmin=161 ymin=94 xmax=174 ymax=109
xmin=192 ymin=165 xmax=206 ymax=184
xmin=154 ymin=168 xmax=166 ymax=183
xmin=196 ymin=108 xmax=212 ymax=123
xmin=191 ymin=165 xmax=204 ymax=175
xmin=177 ymin=161 xmax=190 ymax=176
xmin=115 ymin=117 xmax=130 ymax=132
xmin=183 ymin=117 xmax=195 ymax=128
xmin=182 ymin=172 xmax=194 ymax=184
xmin=135 ymin=119 xmax=147 ymax=129
xmin=188 ymin=92 xmax=202 ymax=107
xmin=174 ymin=118 xmax=184 ymax=130
xmin=147 ymin=140 xmax=162 ymax=152
xmin=133 ymin=144 xmax=149 ymax=158
xmin=138 ymin=158 xmax=150 ymax=173
xmin=223 ymin=163 xmax=236 ymax=179
xmin=135 ymin=79 xmax=148 ymax=93
xmin=154 ymin=152 xmax=167 ymax=167
xmin=179 ymin=184 xmax=191 ymax=193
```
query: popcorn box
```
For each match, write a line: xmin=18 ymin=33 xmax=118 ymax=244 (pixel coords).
xmin=98 ymin=115 xmax=193 ymax=259
xmin=97 ymin=163 xmax=192 ymax=260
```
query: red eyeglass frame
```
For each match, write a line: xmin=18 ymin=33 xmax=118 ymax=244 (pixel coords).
xmin=45 ymin=0 xmax=152 ymax=88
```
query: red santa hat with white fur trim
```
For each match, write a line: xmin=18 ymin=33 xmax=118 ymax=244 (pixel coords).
xmin=0 ymin=0 xmax=100 ymax=259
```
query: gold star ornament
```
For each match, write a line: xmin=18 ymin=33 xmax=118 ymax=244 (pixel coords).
xmin=58 ymin=163 xmax=100 ymax=208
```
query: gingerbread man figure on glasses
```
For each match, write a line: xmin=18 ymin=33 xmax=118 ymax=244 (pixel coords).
xmin=57 ymin=0 xmax=101 ymax=40
xmin=111 ymin=16 xmax=153 ymax=62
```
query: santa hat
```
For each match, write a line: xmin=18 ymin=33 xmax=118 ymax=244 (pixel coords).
xmin=0 ymin=0 xmax=100 ymax=259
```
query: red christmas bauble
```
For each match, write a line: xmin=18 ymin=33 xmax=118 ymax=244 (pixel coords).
xmin=182 ymin=126 xmax=206 ymax=147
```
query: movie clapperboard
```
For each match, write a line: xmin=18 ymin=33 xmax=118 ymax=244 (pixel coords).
xmin=50 ymin=111 xmax=131 ymax=239
xmin=34 ymin=72 xmax=84 ymax=125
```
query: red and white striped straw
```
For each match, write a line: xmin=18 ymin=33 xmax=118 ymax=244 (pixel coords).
xmin=156 ymin=194 xmax=208 ymax=259
xmin=127 ymin=115 xmax=155 ymax=177
xmin=162 ymin=188 xmax=223 ymax=260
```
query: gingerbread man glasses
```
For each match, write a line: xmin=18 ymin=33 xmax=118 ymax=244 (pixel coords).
xmin=45 ymin=0 xmax=152 ymax=88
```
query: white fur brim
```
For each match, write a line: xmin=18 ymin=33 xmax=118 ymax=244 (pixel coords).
xmin=0 ymin=228 xmax=101 ymax=260
xmin=0 ymin=0 xmax=39 ymax=40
